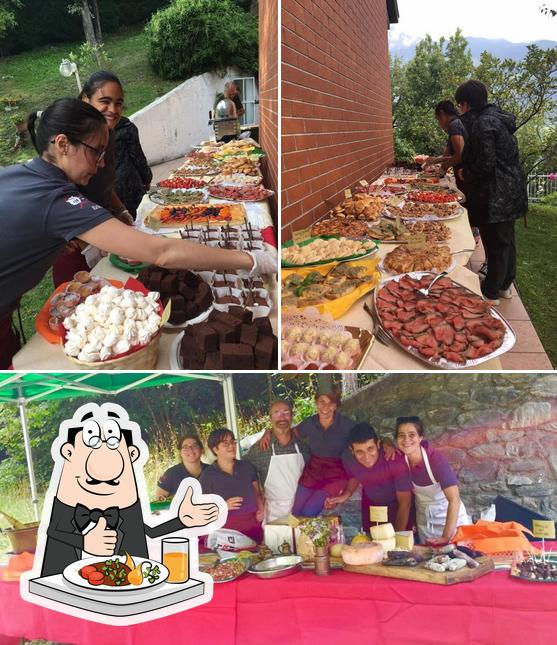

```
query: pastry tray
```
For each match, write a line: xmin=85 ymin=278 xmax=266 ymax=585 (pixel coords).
xmin=374 ymin=271 xmax=516 ymax=369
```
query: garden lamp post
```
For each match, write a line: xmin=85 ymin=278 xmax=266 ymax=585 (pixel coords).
xmin=59 ymin=59 xmax=82 ymax=93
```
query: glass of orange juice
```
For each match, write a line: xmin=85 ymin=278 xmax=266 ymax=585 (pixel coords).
xmin=162 ymin=537 xmax=189 ymax=583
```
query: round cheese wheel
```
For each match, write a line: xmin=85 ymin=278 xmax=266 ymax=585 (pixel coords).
xmin=341 ymin=542 xmax=384 ymax=566
xmin=370 ymin=523 xmax=395 ymax=541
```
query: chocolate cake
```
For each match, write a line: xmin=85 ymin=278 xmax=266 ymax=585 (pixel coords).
xmin=180 ymin=307 xmax=277 ymax=370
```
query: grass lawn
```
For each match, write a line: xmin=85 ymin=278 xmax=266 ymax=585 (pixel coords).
xmin=0 ymin=25 xmax=178 ymax=167
xmin=515 ymin=203 xmax=557 ymax=367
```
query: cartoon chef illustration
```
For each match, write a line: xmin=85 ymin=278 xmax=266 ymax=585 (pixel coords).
xmin=36 ymin=402 xmax=225 ymax=576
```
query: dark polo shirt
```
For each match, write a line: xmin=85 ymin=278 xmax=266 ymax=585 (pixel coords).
xmin=0 ymin=157 xmax=113 ymax=317
xmin=200 ymin=460 xmax=258 ymax=516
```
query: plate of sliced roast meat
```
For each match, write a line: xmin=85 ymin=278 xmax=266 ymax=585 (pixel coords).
xmin=374 ymin=272 xmax=516 ymax=368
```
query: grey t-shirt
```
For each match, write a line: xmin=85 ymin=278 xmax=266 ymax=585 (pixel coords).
xmin=0 ymin=157 xmax=113 ymax=317
xmin=447 ymin=118 xmax=467 ymax=157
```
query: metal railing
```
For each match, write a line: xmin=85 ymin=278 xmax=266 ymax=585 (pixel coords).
xmin=527 ymin=173 xmax=557 ymax=202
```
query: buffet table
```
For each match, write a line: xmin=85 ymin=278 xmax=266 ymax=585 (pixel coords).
xmin=12 ymin=197 xmax=277 ymax=371
xmin=283 ymin=173 xmax=505 ymax=370
xmin=2 ymin=554 xmax=556 ymax=645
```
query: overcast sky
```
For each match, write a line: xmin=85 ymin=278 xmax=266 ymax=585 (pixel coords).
xmin=390 ymin=0 xmax=557 ymax=44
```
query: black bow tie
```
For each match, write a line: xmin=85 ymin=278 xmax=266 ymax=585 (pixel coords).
xmin=74 ymin=504 xmax=120 ymax=532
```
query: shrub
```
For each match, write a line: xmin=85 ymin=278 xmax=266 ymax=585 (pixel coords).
xmin=540 ymin=190 xmax=557 ymax=207
xmin=146 ymin=0 xmax=258 ymax=81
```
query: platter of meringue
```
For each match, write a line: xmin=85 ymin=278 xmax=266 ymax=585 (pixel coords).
xmin=62 ymin=285 xmax=163 ymax=363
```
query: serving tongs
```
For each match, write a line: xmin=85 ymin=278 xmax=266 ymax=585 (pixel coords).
xmin=363 ymin=301 xmax=391 ymax=346
xmin=416 ymin=271 xmax=448 ymax=297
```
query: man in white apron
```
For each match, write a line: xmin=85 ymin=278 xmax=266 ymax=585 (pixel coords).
xmin=243 ymin=400 xmax=309 ymax=523
xmin=406 ymin=446 xmax=471 ymax=544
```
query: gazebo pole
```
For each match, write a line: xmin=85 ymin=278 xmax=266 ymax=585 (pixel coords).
xmin=222 ymin=375 xmax=240 ymax=458
xmin=18 ymin=392 xmax=40 ymax=522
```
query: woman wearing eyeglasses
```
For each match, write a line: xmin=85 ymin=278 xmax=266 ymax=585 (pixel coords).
xmin=0 ymin=98 xmax=275 ymax=368
xmin=155 ymin=434 xmax=208 ymax=501
xmin=200 ymin=428 xmax=265 ymax=543
xmin=53 ymin=72 xmax=133 ymax=286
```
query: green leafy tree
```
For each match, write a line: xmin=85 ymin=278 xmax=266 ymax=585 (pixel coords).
xmin=391 ymin=31 xmax=557 ymax=172
xmin=392 ymin=29 xmax=473 ymax=158
xmin=146 ymin=0 xmax=258 ymax=80
xmin=0 ymin=0 xmax=21 ymax=39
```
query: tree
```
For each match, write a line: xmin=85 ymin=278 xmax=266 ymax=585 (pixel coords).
xmin=392 ymin=29 xmax=473 ymax=158
xmin=391 ymin=32 xmax=557 ymax=171
xmin=67 ymin=1 xmax=103 ymax=56
xmin=0 ymin=0 xmax=21 ymax=40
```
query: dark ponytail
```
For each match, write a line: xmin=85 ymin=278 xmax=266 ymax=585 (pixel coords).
xmin=27 ymin=98 xmax=106 ymax=155
xmin=435 ymin=100 xmax=460 ymax=118
xmin=79 ymin=71 xmax=123 ymax=100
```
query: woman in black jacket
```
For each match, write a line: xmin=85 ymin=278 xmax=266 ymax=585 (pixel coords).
xmin=114 ymin=116 xmax=153 ymax=219
xmin=455 ymin=80 xmax=528 ymax=304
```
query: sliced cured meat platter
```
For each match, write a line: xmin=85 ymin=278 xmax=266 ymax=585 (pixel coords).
xmin=374 ymin=272 xmax=516 ymax=369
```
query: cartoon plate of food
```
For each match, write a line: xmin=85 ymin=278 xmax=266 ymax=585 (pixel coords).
xmin=63 ymin=554 xmax=169 ymax=592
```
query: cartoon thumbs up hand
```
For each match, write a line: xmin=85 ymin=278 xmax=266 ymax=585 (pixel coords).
xmin=83 ymin=516 xmax=118 ymax=556
xmin=178 ymin=486 xmax=220 ymax=528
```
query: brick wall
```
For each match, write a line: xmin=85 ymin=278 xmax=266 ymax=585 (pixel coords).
xmin=282 ymin=0 xmax=395 ymax=241
xmin=259 ymin=0 xmax=279 ymax=226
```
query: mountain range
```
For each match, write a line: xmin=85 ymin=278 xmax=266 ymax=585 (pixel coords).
xmin=389 ymin=34 xmax=557 ymax=62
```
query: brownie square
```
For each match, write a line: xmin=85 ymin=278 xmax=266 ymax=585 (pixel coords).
xmin=240 ymin=324 xmax=258 ymax=347
xmin=220 ymin=343 xmax=254 ymax=369
xmin=253 ymin=316 xmax=274 ymax=337
xmin=185 ymin=301 xmax=200 ymax=319
xmin=228 ymin=306 xmax=253 ymax=324
xmin=194 ymin=282 xmax=213 ymax=310
xmin=190 ymin=323 xmax=219 ymax=352
xmin=169 ymin=309 xmax=187 ymax=325
xmin=138 ymin=267 xmax=151 ymax=284
xmin=180 ymin=334 xmax=205 ymax=367
xmin=161 ymin=273 xmax=178 ymax=295
xmin=178 ymin=283 xmax=196 ymax=301
xmin=182 ymin=271 xmax=202 ymax=289
xmin=210 ymin=322 xmax=238 ymax=344
xmin=255 ymin=335 xmax=275 ymax=369
xmin=170 ymin=294 xmax=185 ymax=312
xmin=209 ymin=310 xmax=234 ymax=324
xmin=203 ymin=352 xmax=222 ymax=369
xmin=148 ymin=271 xmax=163 ymax=292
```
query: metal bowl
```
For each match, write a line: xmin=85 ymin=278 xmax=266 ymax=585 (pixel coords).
xmin=247 ymin=555 xmax=303 ymax=580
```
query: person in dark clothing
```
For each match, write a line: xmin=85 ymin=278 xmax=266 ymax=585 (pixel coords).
xmin=455 ymin=80 xmax=528 ymax=304
xmin=53 ymin=72 xmax=133 ymax=286
xmin=114 ymin=116 xmax=152 ymax=219
xmin=423 ymin=101 xmax=467 ymax=183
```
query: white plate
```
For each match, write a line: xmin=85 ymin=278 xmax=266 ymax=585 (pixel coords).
xmin=164 ymin=303 xmax=213 ymax=329
xmin=170 ymin=330 xmax=186 ymax=369
xmin=63 ymin=555 xmax=169 ymax=593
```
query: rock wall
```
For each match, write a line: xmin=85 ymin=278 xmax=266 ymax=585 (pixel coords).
xmin=343 ymin=374 xmax=557 ymax=519
xmin=332 ymin=374 xmax=557 ymax=538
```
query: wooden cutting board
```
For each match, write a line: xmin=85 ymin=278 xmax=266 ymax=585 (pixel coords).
xmin=344 ymin=556 xmax=494 ymax=585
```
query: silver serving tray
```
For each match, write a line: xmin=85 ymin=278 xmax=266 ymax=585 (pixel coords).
xmin=374 ymin=271 xmax=516 ymax=369
xmin=247 ymin=555 xmax=303 ymax=579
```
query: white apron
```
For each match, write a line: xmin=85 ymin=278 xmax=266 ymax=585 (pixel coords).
xmin=407 ymin=447 xmax=470 ymax=542
xmin=264 ymin=442 xmax=305 ymax=523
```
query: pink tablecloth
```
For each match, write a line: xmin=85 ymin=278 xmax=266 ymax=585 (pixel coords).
xmin=1 ymin=548 xmax=556 ymax=645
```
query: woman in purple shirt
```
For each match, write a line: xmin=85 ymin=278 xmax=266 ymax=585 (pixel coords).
xmin=395 ymin=416 xmax=471 ymax=545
